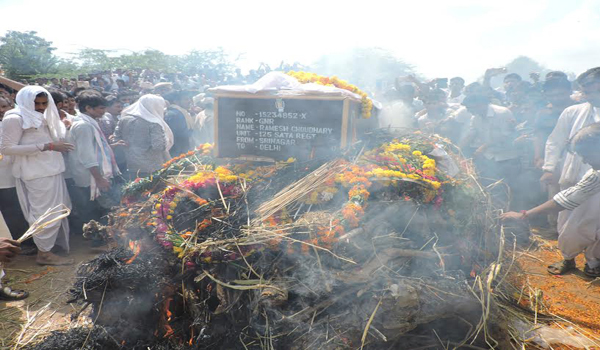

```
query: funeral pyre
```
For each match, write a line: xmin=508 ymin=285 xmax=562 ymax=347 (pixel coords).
xmin=29 ymin=131 xmax=514 ymax=350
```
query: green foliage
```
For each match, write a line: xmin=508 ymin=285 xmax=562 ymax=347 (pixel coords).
xmin=0 ymin=31 xmax=61 ymax=80
xmin=0 ymin=31 xmax=237 ymax=80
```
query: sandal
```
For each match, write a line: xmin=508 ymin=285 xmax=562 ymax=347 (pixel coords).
xmin=0 ymin=286 xmax=29 ymax=300
xmin=584 ymin=264 xmax=600 ymax=278
xmin=547 ymin=259 xmax=576 ymax=275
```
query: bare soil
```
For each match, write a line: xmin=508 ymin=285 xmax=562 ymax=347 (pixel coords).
xmin=511 ymin=229 xmax=600 ymax=348
xmin=0 ymin=236 xmax=99 ymax=349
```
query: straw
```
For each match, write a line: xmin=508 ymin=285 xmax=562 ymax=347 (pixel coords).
xmin=17 ymin=204 xmax=71 ymax=244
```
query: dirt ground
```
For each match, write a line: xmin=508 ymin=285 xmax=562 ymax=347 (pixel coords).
xmin=3 ymin=229 xmax=600 ymax=349
xmin=510 ymin=228 xmax=600 ymax=349
xmin=0 ymin=236 xmax=99 ymax=349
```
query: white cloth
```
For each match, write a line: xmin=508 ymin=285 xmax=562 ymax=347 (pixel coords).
xmin=447 ymin=93 xmax=465 ymax=105
xmin=554 ymin=169 xmax=600 ymax=211
xmin=556 ymin=188 xmax=600 ymax=268
xmin=466 ymin=104 xmax=519 ymax=161
xmin=1 ymin=116 xmax=65 ymax=181
xmin=16 ymin=175 xmax=70 ymax=252
xmin=78 ymin=114 xmax=119 ymax=200
xmin=0 ymin=121 xmax=16 ymax=189
xmin=543 ymin=103 xmax=599 ymax=187
xmin=4 ymin=86 xmax=65 ymax=142
xmin=543 ymin=103 xmax=600 ymax=268
xmin=122 ymin=94 xmax=174 ymax=151
xmin=192 ymin=109 xmax=214 ymax=146
xmin=210 ymin=72 xmax=383 ymax=110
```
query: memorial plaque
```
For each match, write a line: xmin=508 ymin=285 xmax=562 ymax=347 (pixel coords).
xmin=215 ymin=96 xmax=353 ymax=161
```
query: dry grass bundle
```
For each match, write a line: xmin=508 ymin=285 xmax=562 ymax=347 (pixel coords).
xmin=17 ymin=204 xmax=70 ymax=244
xmin=253 ymin=159 xmax=348 ymax=224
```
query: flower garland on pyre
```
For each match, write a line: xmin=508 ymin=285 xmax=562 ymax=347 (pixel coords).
xmin=292 ymin=139 xmax=448 ymax=252
xmin=286 ymin=71 xmax=374 ymax=118
xmin=128 ymin=137 xmax=453 ymax=265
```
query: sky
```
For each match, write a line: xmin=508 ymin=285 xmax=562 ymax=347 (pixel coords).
xmin=0 ymin=0 xmax=598 ymax=82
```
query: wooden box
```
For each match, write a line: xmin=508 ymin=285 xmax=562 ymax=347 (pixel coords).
xmin=213 ymin=91 xmax=369 ymax=161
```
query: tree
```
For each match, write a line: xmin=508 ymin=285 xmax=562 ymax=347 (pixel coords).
xmin=505 ymin=56 xmax=549 ymax=81
xmin=76 ymin=48 xmax=115 ymax=72
xmin=177 ymin=48 xmax=235 ymax=80
xmin=310 ymin=47 xmax=415 ymax=93
xmin=485 ymin=56 xmax=551 ymax=89
xmin=0 ymin=31 xmax=61 ymax=80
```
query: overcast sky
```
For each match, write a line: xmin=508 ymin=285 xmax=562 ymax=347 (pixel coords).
xmin=1 ymin=0 xmax=598 ymax=82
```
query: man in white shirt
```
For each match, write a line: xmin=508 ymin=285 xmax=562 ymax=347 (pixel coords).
xmin=0 ymin=96 xmax=28 ymax=241
xmin=67 ymin=91 xmax=121 ymax=233
xmin=503 ymin=123 xmax=600 ymax=277
xmin=460 ymin=94 xmax=519 ymax=163
xmin=540 ymin=67 xmax=600 ymax=254
xmin=0 ymin=86 xmax=74 ymax=265
xmin=447 ymin=77 xmax=466 ymax=105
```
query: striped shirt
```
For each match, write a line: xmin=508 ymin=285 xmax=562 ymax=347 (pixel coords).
xmin=554 ymin=169 xmax=600 ymax=210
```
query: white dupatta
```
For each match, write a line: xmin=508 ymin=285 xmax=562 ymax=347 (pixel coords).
xmin=5 ymin=86 xmax=66 ymax=141
xmin=121 ymin=94 xmax=174 ymax=151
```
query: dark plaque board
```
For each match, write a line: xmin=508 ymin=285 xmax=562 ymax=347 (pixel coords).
xmin=217 ymin=97 xmax=345 ymax=160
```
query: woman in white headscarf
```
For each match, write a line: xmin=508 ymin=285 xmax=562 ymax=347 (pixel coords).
xmin=0 ymin=86 xmax=75 ymax=265
xmin=114 ymin=94 xmax=172 ymax=178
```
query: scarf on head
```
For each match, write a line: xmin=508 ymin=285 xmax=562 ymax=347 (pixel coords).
xmin=79 ymin=113 xmax=120 ymax=200
xmin=121 ymin=94 xmax=174 ymax=151
xmin=5 ymin=86 xmax=66 ymax=141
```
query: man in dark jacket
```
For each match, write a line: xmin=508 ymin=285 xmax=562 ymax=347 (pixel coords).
xmin=164 ymin=90 xmax=194 ymax=157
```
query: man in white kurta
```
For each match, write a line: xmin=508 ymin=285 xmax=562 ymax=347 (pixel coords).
xmin=0 ymin=86 xmax=75 ymax=265
xmin=541 ymin=67 xmax=600 ymax=267
xmin=504 ymin=123 xmax=600 ymax=276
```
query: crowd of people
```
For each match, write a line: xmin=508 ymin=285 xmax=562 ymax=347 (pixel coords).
xmin=0 ymin=64 xmax=600 ymax=301
xmin=0 ymin=67 xmax=229 ymax=300
xmin=379 ymin=66 xmax=600 ymax=278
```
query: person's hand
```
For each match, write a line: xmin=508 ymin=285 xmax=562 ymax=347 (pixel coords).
xmin=485 ymin=67 xmax=507 ymax=78
xmin=47 ymin=141 xmax=75 ymax=153
xmin=96 ymin=177 xmax=110 ymax=192
xmin=61 ymin=117 xmax=72 ymax=129
xmin=540 ymin=171 xmax=554 ymax=185
xmin=110 ymin=140 xmax=128 ymax=148
xmin=500 ymin=211 xmax=525 ymax=221
xmin=0 ymin=238 xmax=21 ymax=263
xmin=534 ymin=158 xmax=544 ymax=169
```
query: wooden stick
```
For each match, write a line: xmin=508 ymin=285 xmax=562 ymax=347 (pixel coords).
xmin=0 ymin=76 xmax=25 ymax=92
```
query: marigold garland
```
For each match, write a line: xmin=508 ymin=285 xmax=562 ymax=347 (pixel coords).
xmin=287 ymin=71 xmax=374 ymax=119
xmin=123 ymin=137 xmax=454 ymax=263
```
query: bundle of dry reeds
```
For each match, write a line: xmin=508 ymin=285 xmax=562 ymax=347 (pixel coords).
xmin=253 ymin=159 xmax=348 ymax=225
xmin=17 ymin=204 xmax=71 ymax=244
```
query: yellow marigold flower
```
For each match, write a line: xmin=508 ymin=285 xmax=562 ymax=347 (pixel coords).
xmin=412 ymin=150 xmax=422 ymax=156
xmin=166 ymin=215 xmax=173 ymax=220
xmin=169 ymin=202 xmax=177 ymax=209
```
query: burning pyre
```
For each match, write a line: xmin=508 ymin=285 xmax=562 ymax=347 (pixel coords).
xmin=27 ymin=131 xmax=512 ymax=350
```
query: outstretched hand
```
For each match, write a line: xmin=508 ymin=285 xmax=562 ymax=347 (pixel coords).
xmin=0 ymin=238 xmax=21 ymax=263
xmin=500 ymin=211 xmax=524 ymax=221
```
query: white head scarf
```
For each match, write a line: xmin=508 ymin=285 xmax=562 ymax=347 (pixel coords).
xmin=5 ymin=85 xmax=66 ymax=141
xmin=122 ymin=94 xmax=174 ymax=151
